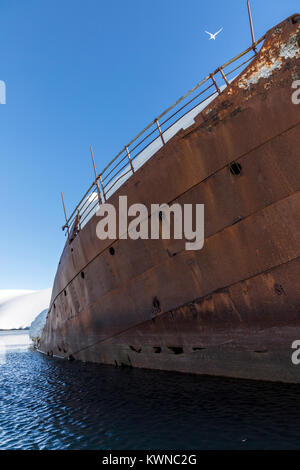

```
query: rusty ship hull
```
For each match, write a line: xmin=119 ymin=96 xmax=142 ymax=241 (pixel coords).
xmin=40 ymin=16 xmax=300 ymax=382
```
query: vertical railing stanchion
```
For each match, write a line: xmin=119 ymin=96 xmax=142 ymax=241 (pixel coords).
xmin=61 ymin=191 xmax=70 ymax=240
xmin=247 ymin=0 xmax=257 ymax=54
xmin=99 ymin=174 xmax=106 ymax=202
xmin=219 ymin=67 xmax=230 ymax=86
xmin=210 ymin=73 xmax=221 ymax=95
xmin=155 ymin=118 xmax=165 ymax=145
xmin=125 ymin=146 xmax=135 ymax=174
xmin=77 ymin=209 xmax=81 ymax=230
xmin=90 ymin=145 xmax=102 ymax=205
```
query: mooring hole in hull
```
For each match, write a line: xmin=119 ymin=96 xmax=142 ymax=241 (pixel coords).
xmin=168 ymin=346 xmax=184 ymax=355
xmin=129 ymin=345 xmax=142 ymax=353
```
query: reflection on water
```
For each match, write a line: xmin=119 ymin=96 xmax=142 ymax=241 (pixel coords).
xmin=0 ymin=330 xmax=31 ymax=348
xmin=0 ymin=331 xmax=31 ymax=365
xmin=1 ymin=331 xmax=300 ymax=450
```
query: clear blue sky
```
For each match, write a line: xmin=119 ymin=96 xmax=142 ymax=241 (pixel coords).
xmin=0 ymin=0 xmax=299 ymax=290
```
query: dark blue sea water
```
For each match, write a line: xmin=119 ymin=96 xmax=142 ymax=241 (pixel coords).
xmin=1 ymin=331 xmax=300 ymax=450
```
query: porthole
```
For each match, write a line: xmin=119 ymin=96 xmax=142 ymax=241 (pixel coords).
xmin=109 ymin=247 xmax=115 ymax=256
xmin=274 ymin=284 xmax=285 ymax=296
xmin=229 ymin=161 xmax=242 ymax=176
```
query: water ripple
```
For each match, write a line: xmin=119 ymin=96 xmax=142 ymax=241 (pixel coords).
xmin=1 ymin=332 xmax=300 ymax=449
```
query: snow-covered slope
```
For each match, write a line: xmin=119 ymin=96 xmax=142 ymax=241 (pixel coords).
xmin=0 ymin=289 xmax=51 ymax=330
xmin=29 ymin=309 xmax=48 ymax=340
xmin=0 ymin=290 xmax=35 ymax=304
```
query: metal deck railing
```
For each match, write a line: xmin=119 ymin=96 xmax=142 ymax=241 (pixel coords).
xmin=62 ymin=34 xmax=265 ymax=239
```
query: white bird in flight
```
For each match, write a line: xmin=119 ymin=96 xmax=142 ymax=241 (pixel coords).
xmin=205 ymin=27 xmax=223 ymax=40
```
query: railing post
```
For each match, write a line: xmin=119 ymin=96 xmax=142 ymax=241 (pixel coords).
xmin=219 ymin=67 xmax=230 ymax=86
xmin=77 ymin=209 xmax=81 ymax=230
xmin=247 ymin=0 xmax=257 ymax=54
xmin=155 ymin=118 xmax=165 ymax=145
xmin=90 ymin=145 xmax=102 ymax=205
xmin=125 ymin=146 xmax=135 ymax=173
xmin=61 ymin=191 xmax=70 ymax=240
xmin=99 ymin=174 xmax=106 ymax=202
xmin=210 ymin=73 xmax=221 ymax=94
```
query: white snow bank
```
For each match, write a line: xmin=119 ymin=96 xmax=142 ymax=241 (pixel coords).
xmin=0 ymin=289 xmax=35 ymax=304
xmin=0 ymin=289 xmax=51 ymax=330
xmin=29 ymin=309 xmax=48 ymax=340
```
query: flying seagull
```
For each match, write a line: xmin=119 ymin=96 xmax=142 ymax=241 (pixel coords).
xmin=205 ymin=27 xmax=223 ymax=40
